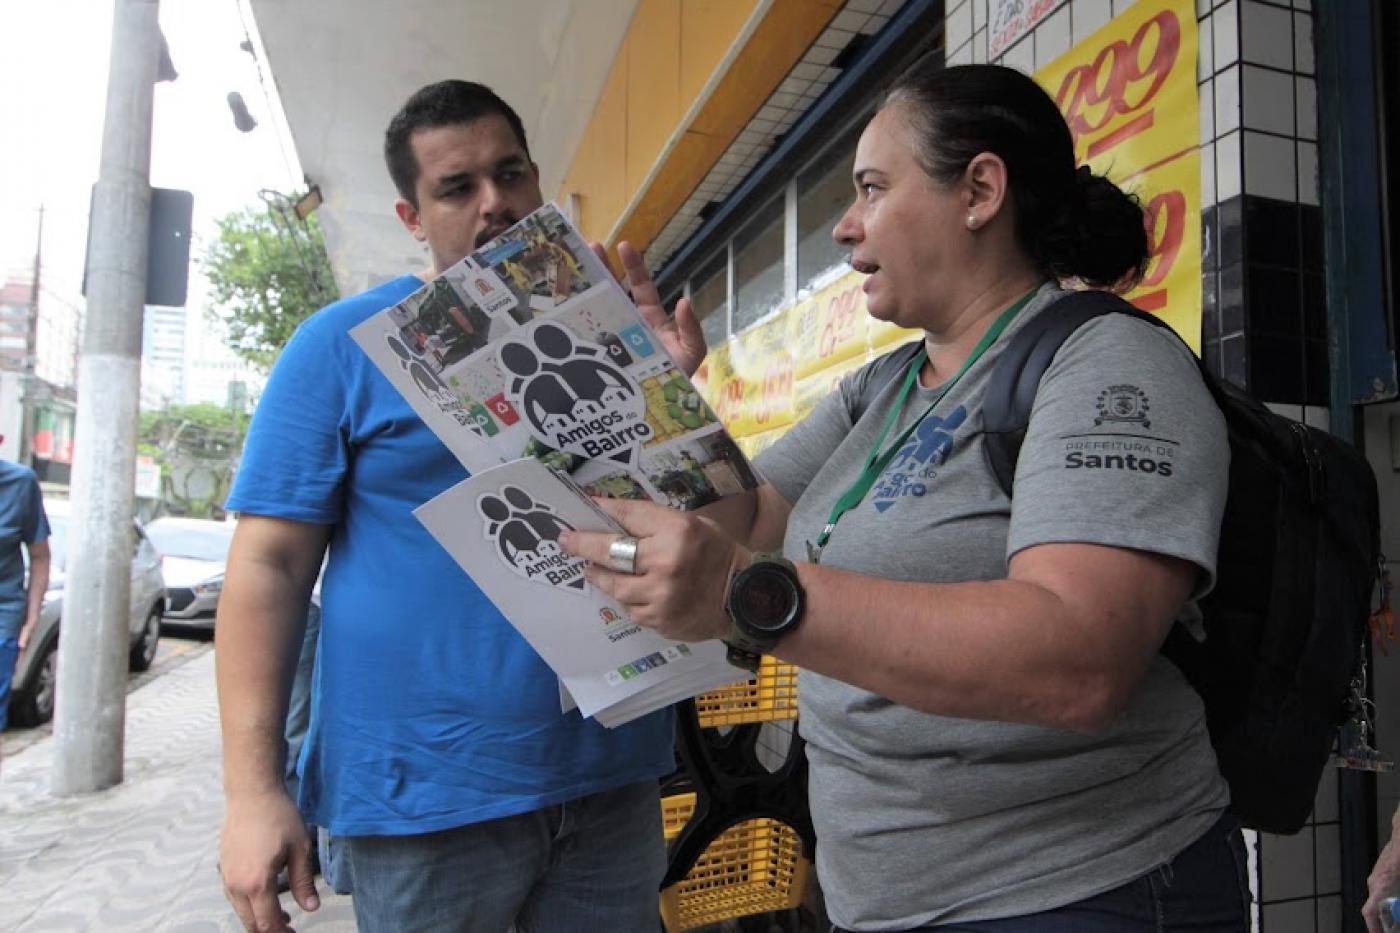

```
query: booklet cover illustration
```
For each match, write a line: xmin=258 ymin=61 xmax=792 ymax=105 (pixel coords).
xmin=351 ymin=203 xmax=759 ymax=511
xmin=415 ymin=459 xmax=736 ymax=726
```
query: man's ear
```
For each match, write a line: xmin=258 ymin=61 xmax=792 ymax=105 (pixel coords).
xmin=395 ymin=197 xmax=427 ymax=242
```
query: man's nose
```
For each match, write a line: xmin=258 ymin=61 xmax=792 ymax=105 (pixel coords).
xmin=480 ymin=180 xmax=509 ymax=216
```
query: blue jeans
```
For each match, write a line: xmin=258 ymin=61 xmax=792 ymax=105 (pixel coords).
xmin=835 ymin=813 xmax=1250 ymax=932
xmin=341 ymin=779 xmax=665 ymax=932
xmin=1 ymin=637 xmax=19 ymax=732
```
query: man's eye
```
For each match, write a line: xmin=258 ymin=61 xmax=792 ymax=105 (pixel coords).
xmin=500 ymin=170 xmax=522 ymax=185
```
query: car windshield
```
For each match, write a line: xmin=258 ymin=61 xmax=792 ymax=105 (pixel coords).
xmin=146 ymin=522 xmax=234 ymax=562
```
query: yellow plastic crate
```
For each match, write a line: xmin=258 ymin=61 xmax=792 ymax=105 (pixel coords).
xmin=659 ymin=815 xmax=810 ymax=930
xmin=661 ymin=791 xmax=697 ymax=842
xmin=692 ymin=656 xmax=799 ymax=728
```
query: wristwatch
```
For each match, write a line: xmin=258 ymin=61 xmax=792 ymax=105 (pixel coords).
xmin=723 ymin=552 xmax=806 ymax=672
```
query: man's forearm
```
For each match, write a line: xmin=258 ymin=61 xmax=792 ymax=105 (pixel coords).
xmin=215 ymin=519 xmax=328 ymax=799
xmin=23 ymin=555 xmax=49 ymax=633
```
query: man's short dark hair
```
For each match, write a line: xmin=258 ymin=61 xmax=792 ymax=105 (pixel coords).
xmin=384 ymin=80 xmax=531 ymax=206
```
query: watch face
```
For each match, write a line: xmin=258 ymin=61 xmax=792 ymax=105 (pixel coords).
xmin=735 ymin=566 xmax=801 ymax=633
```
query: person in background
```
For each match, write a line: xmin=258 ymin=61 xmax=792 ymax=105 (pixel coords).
xmin=215 ymin=79 xmax=703 ymax=933
xmin=564 ymin=63 xmax=1246 ymax=931
xmin=1 ymin=443 xmax=50 ymax=747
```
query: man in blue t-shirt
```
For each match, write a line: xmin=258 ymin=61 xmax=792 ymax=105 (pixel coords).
xmin=216 ymin=81 xmax=705 ymax=933
xmin=0 ymin=449 xmax=50 ymax=735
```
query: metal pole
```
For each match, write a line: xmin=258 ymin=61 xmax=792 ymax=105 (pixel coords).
xmin=52 ymin=0 xmax=159 ymax=796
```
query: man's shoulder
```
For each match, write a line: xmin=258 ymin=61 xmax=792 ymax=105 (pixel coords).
xmin=0 ymin=460 xmax=39 ymax=485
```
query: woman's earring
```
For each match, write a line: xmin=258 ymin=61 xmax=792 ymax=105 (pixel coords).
xmin=966 ymin=213 xmax=979 ymax=230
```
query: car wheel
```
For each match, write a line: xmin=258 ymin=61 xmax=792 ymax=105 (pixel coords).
xmin=11 ymin=638 xmax=58 ymax=728
xmin=129 ymin=606 xmax=161 ymax=672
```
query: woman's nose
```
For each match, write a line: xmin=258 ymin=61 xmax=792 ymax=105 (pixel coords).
xmin=832 ymin=202 xmax=860 ymax=247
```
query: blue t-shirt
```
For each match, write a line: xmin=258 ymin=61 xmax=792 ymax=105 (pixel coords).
xmin=227 ymin=276 xmax=673 ymax=836
xmin=0 ymin=461 xmax=50 ymax=639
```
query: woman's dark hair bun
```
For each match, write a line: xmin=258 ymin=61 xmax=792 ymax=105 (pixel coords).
xmin=1039 ymin=165 xmax=1149 ymax=289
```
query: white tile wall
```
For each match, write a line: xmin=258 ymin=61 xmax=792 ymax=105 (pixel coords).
xmin=1215 ymin=0 xmax=1240 ymax=70
xmin=1243 ymin=129 xmax=1297 ymax=200
xmin=1315 ymin=822 xmax=1342 ymax=895
xmin=1260 ymin=827 xmax=1316 ymax=901
xmin=1294 ymin=10 xmax=1315 ymax=75
xmin=1215 ymin=64 xmax=1241 ymax=135
xmin=972 ymin=28 xmax=988 ymax=63
xmin=1199 ymin=77 xmax=1216 ymax=140
xmin=1313 ymin=761 xmax=1339 ymax=822
xmin=1297 ymin=140 xmax=1319 ymax=205
xmin=1317 ymin=896 xmax=1342 ymax=932
xmin=1197 ymin=12 xmax=1215 ymax=81
xmin=947 ymin=1 xmax=973 ymax=55
xmin=1200 ymin=140 xmax=1217 ymax=208
xmin=1294 ymin=75 xmax=1317 ymax=140
xmin=1261 ymin=899 xmax=1317 ymax=933
xmin=972 ymin=0 xmax=986 ymax=33
xmin=1001 ymin=34 xmax=1035 ymax=72
xmin=1217 ymin=129 xmax=1243 ymax=200
xmin=1072 ymin=0 xmax=1113 ymax=43
xmin=1242 ymin=64 xmax=1295 ymax=135
xmin=1240 ymin=0 xmax=1294 ymax=69
xmin=948 ymin=41 xmax=973 ymax=66
xmin=1035 ymin=4 xmax=1072 ymax=65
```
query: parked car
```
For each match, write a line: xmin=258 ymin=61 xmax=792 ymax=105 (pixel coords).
xmin=145 ymin=517 xmax=235 ymax=629
xmin=9 ymin=499 xmax=168 ymax=727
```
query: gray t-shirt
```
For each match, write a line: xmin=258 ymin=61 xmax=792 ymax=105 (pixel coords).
xmin=755 ymin=284 xmax=1230 ymax=929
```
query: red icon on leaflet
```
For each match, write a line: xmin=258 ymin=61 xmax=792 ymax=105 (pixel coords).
xmin=486 ymin=393 xmax=520 ymax=425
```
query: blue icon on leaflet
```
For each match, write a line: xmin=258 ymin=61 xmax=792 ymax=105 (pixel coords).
xmin=618 ymin=324 xmax=656 ymax=359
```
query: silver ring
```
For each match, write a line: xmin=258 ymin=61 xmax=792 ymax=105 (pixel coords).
xmin=607 ymin=535 xmax=640 ymax=575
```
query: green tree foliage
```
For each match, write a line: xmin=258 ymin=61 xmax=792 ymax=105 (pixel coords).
xmin=202 ymin=197 xmax=337 ymax=368
xmin=139 ymin=403 xmax=250 ymax=518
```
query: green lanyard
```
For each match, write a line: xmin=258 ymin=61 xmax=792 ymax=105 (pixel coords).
xmin=806 ymin=288 xmax=1038 ymax=564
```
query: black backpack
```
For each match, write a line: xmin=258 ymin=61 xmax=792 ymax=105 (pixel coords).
xmin=858 ymin=289 xmax=1382 ymax=834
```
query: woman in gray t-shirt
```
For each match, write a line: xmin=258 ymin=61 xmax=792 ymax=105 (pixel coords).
xmin=565 ymin=63 xmax=1243 ymax=932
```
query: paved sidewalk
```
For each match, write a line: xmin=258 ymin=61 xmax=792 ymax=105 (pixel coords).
xmin=0 ymin=648 xmax=355 ymax=932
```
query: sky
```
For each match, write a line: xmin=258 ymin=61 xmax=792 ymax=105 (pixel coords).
xmin=0 ymin=0 xmax=303 ymax=344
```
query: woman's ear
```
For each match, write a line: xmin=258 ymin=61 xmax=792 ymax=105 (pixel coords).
xmin=962 ymin=152 xmax=1011 ymax=225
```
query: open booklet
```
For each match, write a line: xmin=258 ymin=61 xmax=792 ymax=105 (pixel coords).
xmin=351 ymin=203 xmax=759 ymax=726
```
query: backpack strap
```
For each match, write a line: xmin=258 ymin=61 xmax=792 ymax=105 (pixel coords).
xmin=851 ymin=339 xmax=925 ymax=423
xmin=982 ymin=290 xmax=1173 ymax=496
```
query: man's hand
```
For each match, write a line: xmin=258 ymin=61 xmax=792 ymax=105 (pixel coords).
xmin=221 ymin=789 xmax=319 ymax=932
xmin=590 ymin=240 xmax=707 ymax=377
xmin=1365 ymin=807 xmax=1400 ymax=932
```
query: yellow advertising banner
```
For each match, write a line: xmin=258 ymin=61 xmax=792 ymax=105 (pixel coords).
xmin=700 ymin=0 xmax=1203 ymax=441
xmin=1035 ymin=0 xmax=1202 ymax=349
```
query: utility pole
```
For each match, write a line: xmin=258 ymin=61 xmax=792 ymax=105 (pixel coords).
xmin=53 ymin=0 xmax=161 ymax=795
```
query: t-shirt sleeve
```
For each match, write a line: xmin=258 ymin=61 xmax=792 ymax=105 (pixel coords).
xmin=226 ymin=314 xmax=351 ymax=524
xmin=1006 ymin=315 xmax=1228 ymax=598
xmin=22 ymin=474 xmax=49 ymax=544
xmin=755 ymin=366 xmax=867 ymax=505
